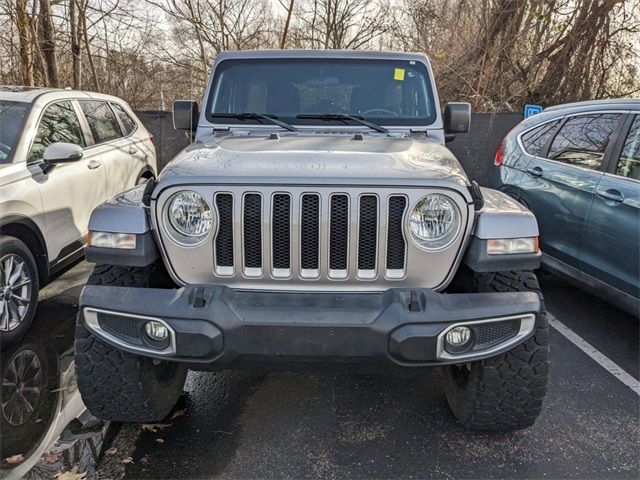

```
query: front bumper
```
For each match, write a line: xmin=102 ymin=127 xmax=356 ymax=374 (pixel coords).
xmin=78 ymin=285 xmax=541 ymax=368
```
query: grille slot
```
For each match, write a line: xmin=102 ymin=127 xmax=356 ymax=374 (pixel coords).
xmin=301 ymin=194 xmax=320 ymax=271
xmin=215 ymin=194 xmax=234 ymax=270
xmin=272 ymin=194 xmax=291 ymax=271
xmin=243 ymin=194 xmax=262 ymax=272
xmin=387 ymin=196 xmax=407 ymax=271
xmin=329 ymin=195 xmax=349 ymax=273
xmin=358 ymin=195 xmax=378 ymax=272
xmin=474 ymin=320 xmax=521 ymax=349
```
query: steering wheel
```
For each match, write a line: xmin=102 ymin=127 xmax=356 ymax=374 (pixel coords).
xmin=361 ymin=108 xmax=399 ymax=117
xmin=0 ymin=142 xmax=11 ymax=155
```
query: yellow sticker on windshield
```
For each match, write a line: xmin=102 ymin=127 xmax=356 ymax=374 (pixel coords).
xmin=394 ymin=68 xmax=405 ymax=81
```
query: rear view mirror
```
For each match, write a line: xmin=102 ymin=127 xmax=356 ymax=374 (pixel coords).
xmin=41 ymin=142 xmax=83 ymax=173
xmin=443 ymin=102 xmax=471 ymax=142
xmin=173 ymin=100 xmax=199 ymax=133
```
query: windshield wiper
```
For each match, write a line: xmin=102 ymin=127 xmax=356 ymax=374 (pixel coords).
xmin=296 ymin=113 xmax=388 ymax=134
xmin=211 ymin=112 xmax=297 ymax=132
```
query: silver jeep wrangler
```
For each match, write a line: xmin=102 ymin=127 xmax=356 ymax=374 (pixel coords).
xmin=75 ymin=51 xmax=549 ymax=431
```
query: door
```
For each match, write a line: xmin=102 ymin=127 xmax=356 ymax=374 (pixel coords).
xmin=27 ymin=101 xmax=107 ymax=263
xmin=79 ymin=100 xmax=142 ymax=198
xmin=582 ymin=114 xmax=640 ymax=300
xmin=519 ymin=112 xmax=625 ymax=268
xmin=77 ymin=100 xmax=138 ymax=199
xmin=111 ymin=102 xmax=154 ymax=184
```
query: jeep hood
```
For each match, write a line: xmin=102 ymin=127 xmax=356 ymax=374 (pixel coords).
xmin=157 ymin=133 xmax=470 ymax=193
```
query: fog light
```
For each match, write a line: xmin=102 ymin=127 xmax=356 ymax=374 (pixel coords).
xmin=145 ymin=321 xmax=169 ymax=341
xmin=446 ymin=326 xmax=471 ymax=347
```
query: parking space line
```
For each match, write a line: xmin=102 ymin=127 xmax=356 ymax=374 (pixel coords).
xmin=548 ymin=315 xmax=640 ymax=396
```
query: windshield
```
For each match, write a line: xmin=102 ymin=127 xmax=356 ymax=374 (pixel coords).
xmin=0 ymin=101 xmax=29 ymax=162
xmin=207 ymin=58 xmax=437 ymax=127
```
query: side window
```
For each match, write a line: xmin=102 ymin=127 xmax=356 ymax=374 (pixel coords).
xmin=547 ymin=113 xmax=622 ymax=170
xmin=111 ymin=103 xmax=137 ymax=136
xmin=520 ymin=120 xmax=561 ymax=157
xmin=616 ymin=115 xmax=640 ymax=180
xmin=80 ymin=101 xmax=122 ymax=144
xmin=29 ymin=101 xmax=85 ymax=163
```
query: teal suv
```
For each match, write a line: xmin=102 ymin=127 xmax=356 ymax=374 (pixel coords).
xmin=491 ymin=99 xmax=639 ymax=315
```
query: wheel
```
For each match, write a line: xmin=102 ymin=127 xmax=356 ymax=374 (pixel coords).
xmin=443 ymin=270 xmax=550 ymax=431
xmin=75 ymin=262 xmax=186 ymax=422
xmin=1 ymin=341 xmax=56 ymax=463
xmin=0 ymin=236 xmax=39 ymax=347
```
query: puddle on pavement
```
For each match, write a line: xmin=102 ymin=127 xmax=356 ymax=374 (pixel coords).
xmin=1 ymin=269 xmax=111 ymax=480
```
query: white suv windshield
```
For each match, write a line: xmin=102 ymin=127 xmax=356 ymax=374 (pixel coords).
xmin=207 ymin=58 xmax=437 ymax=127
xmin=0 ymin=101 xmax=29 ymax=162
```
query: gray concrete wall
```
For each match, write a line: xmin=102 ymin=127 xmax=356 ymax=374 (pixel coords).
xmin=446 ymin=112 xmax=522 ymax=186
xmin=136 ymin=111 xmax=523 ymax=186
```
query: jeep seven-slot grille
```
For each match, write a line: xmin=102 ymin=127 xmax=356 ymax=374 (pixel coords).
xmin=213 ymin=191 xmax=409 ymax=280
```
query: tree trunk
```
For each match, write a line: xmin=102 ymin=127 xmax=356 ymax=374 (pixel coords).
xmin=15 ymin=0 xmax=34 ymax=86
xmin=69 ymin=0 xmax=81 ymax=89
xmin=279 ymin=0 xmax=295 ymax=49
xmin=39 ymin=0 xmax=58 ymax=87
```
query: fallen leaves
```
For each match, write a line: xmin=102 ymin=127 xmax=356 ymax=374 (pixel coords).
xmin=155 ymin=438 xmax=165 ymax=444
xmin=140 ymin=423 xmax=172 ymax=433
xmin=105 ymin=447 xmax=118 ymax=455
xmin=4 ymin=454 xmax=24 ymax=465
xmin=55 ymin=467 xmax=87 ymax=480
xmin=42 ymin=451 xmax=63 ymax=464
xmin=121 ymin=457 xmax=134 ymax=464
xmin=170 ymin=409 xmax=186 ymax=420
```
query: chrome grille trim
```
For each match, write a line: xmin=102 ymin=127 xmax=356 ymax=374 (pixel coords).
xmin=154 ymin=185 xmax=472 ymax=291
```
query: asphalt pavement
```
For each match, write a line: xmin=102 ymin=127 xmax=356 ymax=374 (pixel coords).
xmin=6 ymin=262 xmax=639 ymax=479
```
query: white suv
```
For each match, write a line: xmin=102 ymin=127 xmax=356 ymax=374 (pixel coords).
xmin=0 ymin=87 xmax=157 ymax=345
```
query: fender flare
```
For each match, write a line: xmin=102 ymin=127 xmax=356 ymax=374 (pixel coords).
xmin=0 ymin=214 xmax=49 ymax=282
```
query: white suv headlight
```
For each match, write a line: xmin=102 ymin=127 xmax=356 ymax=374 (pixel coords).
xmin=408 ymin=194 xmax=461 ymax=250
xmin=166 ymin=191 xmax=213 ymax=245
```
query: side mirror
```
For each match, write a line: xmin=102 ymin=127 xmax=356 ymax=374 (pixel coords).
xmin=443 ymin=102 xmax=471 ymax=142
xmin=41 ymin=142 xmax=84 ymax=173
xmin=173 ymin=100 xmax=199 ymax=134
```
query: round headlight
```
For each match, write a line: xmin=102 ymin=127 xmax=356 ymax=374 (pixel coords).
xmin=167 ymin=191 xmax=213 ymax=244
xmin=408 ymin=194 xmax=461 ymax=250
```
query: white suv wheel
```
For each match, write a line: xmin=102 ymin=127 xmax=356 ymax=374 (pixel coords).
xmin=0 ymin=254 xmax=33 ymax=332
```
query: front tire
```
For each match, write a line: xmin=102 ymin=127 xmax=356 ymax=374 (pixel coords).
xmin=75 ymin=262 xmax=186 ymax=422
xmin=0 ymin=236 xmax=39 ymax=348
xmin=443 ymin=270 xmax=550 ymax=431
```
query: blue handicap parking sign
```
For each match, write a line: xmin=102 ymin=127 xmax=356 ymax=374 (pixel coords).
xmin=524 ymin=104 xmax=543 ymax=118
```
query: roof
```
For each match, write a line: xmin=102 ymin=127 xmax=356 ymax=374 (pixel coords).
xmin=215 ymin=50 xmax=429 ymax=62
xmin=545 ymin=98 xmax=640 ymax=112
xmin=0 ymin=85 xmax=129 ymax=105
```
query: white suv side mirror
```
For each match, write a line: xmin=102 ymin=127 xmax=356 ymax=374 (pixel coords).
xmin=42 ymin=142 xmax=84 ymax=173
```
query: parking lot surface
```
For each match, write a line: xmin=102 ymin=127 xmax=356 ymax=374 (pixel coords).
xmin=9 ymin=263 xmax=639 ymax=479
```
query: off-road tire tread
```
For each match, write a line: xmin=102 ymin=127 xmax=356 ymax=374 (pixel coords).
xmin=86 ymin=261 xmax=174 ymax=289
xmin=443 ymin=270 xmax=550 ymax=431
xmin=75 ymin=262 xmax=185 ymax=422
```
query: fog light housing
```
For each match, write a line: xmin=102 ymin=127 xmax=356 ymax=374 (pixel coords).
xmin=444 ymin=326 xmax=472 ymax=354
xmin=145 ymin=320 xmax=169 ymax=341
